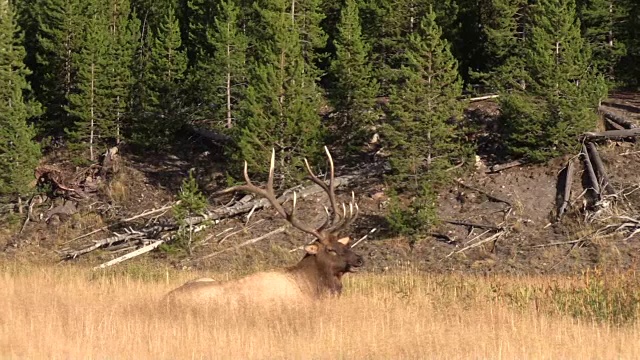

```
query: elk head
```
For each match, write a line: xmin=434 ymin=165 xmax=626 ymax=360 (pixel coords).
xmin=219 ymin=147 xmax=364 ymax=278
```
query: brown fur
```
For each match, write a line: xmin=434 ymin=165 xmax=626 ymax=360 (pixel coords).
xmin=164 ymin=236 xmax=363 ymax=309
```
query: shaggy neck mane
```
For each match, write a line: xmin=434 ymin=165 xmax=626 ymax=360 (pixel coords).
xmin=286 ymin=254 xmax=343 ymax=297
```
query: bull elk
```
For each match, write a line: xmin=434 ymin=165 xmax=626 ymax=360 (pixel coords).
xmin=164 ymin=147 xmax=363 ymax=309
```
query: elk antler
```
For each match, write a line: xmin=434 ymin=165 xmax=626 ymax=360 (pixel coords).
xmin=219 ymin=147 xmax=359 ymax=242
xmin=218 ymin=149 xmax=324 ymax=241
xmin=303 ymin=146 xmax=359 ymax=234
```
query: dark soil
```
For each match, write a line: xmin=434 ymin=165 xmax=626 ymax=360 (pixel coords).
xmin=3 ymin=94 xmax=640 ymax=276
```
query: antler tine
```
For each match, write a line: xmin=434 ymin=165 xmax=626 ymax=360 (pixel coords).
xmin=317 ymin=206 xmax=332 ymax=231
xmin=218 ymin=149 xmax=324 ymax=241
xmin=327 ymin=191 xmax=360 ymax=233
xmin=303 ymin=146 xmax=341 ymax=227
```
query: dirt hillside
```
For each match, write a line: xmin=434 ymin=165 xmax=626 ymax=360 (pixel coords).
xmin=2 ymin=94 xmax=639 ymax=276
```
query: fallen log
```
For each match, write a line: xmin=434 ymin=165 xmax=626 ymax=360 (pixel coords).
xmin=586 ymin=142 xmax=615 ymax=195
xmin=556 ymin=160 xmax=575 ymax=221
xmin=581 ymin=144 xmax=600 ymax=198
xmin=63 ymin=166 xmax=377 ymax=260
xmin=600 ymin=104 xmax=640 ymax=121
xmin=605 ymin=117 xmax=626 ymax=131
xmin=64 ymin=202 xmax=180 ymax=245
xmin=582 ymin=128 xmax=640 ymax=141
xmin=63 ymin=223 xmax=176 ymax=259
xmin=93 ymin=239 xmax=166 ymax=270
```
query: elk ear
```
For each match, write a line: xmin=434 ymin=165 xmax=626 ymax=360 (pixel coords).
xmin=337 ymin=237 xmax=350 ymax=245
xmin=304 ymin=244 xmax=319 ymax=254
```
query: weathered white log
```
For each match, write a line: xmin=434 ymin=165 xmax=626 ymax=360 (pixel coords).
xmin=582 ymin=128 xmax=640 ymax=141
xmin=557 ymin=160 xmax=575 ymax=220
xmin=468 ymin=94 xmax=500 ymax=102
xmin=581 ymin=144 xmax=600 ymax=197
xmin=93 ymin=239 xmax=167 ymax=270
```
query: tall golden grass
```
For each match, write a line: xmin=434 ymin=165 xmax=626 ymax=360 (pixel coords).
xmin=1 ymin=264 xmax=639 ymax=359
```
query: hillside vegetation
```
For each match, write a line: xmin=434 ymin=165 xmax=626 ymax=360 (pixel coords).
xmin=1 ymin=0 xmax=639 ymax=272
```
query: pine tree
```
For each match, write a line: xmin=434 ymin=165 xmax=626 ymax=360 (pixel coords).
xmin=186 ymin=0 xmax=217 ymax=66
xmin=131 ymin=5 xmax=187 ymax=148
xmin=475 ymin=0 xmax=528 ymax=91
xmin=500 ymin=0 xmax=607 ymax=161
xmin=66 ymin=5 xmax=111 ymax=162
xmin=577 ymin=0 xmax=627 ymax=82
xmin=105 ymin=0 xmax=140 ymax=143
xmin=0 ymin=1 xmax=41 ymax=198
xmin=191 ymin=0 xmax=247 ymax=131
xmin=616 ymin=0 xmax=640 ymax=87
xmin=361 ymin=0 xmax=459 ymax=92
xmin=292 ymin=0 xmax=326 ymax=79
xmin=383 ymin=8 xmax=466 ymax=233
xmin=236 ymin=0 xmax=323 ymax=179
xmin=26 ymin=0 xmax=85 ymax=136
xmin=329 ymin=0 xmax=379 ymax=149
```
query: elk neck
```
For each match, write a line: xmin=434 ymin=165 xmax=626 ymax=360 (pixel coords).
xmin=286 ymin=254 xmax=343 ymax=297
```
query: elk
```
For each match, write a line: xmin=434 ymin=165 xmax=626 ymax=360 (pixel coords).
xmin=164 ymin=147 xmax=364 ymax=309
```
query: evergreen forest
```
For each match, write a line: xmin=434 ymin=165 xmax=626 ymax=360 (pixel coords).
xmin=2 ymin=0 xmax=640 ymax=230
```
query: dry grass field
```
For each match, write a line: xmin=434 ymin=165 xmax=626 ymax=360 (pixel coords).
xmin=1 ymin=264 xmax=639 ymax=360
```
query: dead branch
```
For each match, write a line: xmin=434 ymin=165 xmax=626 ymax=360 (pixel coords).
xmin=63 ymin=165 xmax=379 ymax=261
xmin=486 ymin=160 xmax=526 ymax=173
xmin=64 ymin=232 xmax=144 ymax=259
xmin=556 ymin=159 xmax=575 ymax=221
xmin=19 ymin=195 xmax=37 ymax=234
xmin=455 ymin=179 xmax=512 ymax=207
xmin=189 ymin=226 xmax=287 ymax=264
xmin=468 ymin=94 xmax=500 ymax=102
xmin=530 ymin=239 xmax=585 ymax=248
xmin=350 ymin=228 xmax=378 ymax=248
xmin=599 ymin=106 xmax=639 ymax=129
xmin=64 ymin=202 xmax=180 ymax=245
xmin=443 ymin=219 xmax=503 ymax=230
xmin=93 ymin=224 xmax=208 ymax=270
xmin=218 ymin=219 xmax=265 ymax=244
xmin=445 ymin=230 xmax=505 ymax=258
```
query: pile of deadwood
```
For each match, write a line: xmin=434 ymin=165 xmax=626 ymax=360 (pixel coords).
xmin=552 ymin=106 xmax=640 ymax=246
xmin=7 ymin=147 xmax=122 ymax=234
xmin=14 ymin=103 xmax=638 ymax=269
xmin=58 ymin=162 xmax=386 ymax=270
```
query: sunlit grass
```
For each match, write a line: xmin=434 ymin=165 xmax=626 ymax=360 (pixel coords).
xmin=1 ymin=264 xmax=639 ymax=359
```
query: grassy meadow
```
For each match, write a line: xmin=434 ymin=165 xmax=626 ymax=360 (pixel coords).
xmin=1 ymin=264 xmax=639 ymax=359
